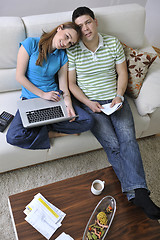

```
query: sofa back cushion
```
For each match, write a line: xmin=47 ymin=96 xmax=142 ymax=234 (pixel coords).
xmin=0 ymin=17 xmax=25 ymax=92
xmin=23 ymin=4 xmax=145 ymax=49
xmin=95 ymin=4 xmax=145 ymax=48
xmin=22 ymin=11 xmax=71 ymax=38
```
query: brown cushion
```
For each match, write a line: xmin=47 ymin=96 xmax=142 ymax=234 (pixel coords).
xmin=122 ymin=43 xmax=157 ymax=98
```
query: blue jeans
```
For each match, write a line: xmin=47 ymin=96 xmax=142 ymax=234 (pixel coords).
xmin=6 ymin=102 xmax=94 ymax=150
xmin=81 ymin=97 xmax=148 ymax=200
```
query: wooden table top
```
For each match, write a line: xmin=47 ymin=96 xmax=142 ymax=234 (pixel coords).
xmin=8 ymin=167 xmax=160 ymax=240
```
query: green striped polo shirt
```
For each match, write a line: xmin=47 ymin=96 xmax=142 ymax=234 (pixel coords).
xmin=67 ymin=33 xmax=125 ymax=100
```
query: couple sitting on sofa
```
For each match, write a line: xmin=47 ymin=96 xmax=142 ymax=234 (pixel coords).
xmin=6 ymin=6 xmax=160 ymax=220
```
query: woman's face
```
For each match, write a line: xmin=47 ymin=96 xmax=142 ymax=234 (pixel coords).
xmin=52 ymin=26 xmax=78 ymax=49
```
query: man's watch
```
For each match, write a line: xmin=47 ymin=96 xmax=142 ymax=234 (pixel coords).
xmin=116 ymin=94 xmax=124 ymax=102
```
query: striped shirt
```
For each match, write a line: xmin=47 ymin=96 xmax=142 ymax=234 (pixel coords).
xmin=67 ymin=33 xmax=125 ymax=100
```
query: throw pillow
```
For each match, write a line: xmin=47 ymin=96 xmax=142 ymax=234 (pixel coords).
xmin=122 ymin=43 xmax=157 ymax=98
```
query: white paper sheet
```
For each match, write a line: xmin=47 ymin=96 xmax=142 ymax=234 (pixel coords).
xmin=55 ymin=232 xmax=74 ymax=240
xmin=25 ymin=207 xmax=61 ymax=239
xmin=101 ymin=102 xmax=122 ymax=115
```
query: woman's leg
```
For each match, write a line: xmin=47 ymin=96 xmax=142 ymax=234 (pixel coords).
xmin=49 ymin=102 xmax=94 ymax=134
xmin=6 ymin=110 xmax=50 ymax=149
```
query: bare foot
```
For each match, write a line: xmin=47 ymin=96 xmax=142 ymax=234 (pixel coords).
xmin=48 ymin=131 xmax=79 ymax=138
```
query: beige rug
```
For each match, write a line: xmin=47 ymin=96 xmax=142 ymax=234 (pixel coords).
xmin=0 ymin=135 xmax=160 ymax=240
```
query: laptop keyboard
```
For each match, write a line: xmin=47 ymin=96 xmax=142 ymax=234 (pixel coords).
xmin=26 ymin=106 xmax=64 ymax=123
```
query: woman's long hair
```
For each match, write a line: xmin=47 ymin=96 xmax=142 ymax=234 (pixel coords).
xmin=36 ymin=22 xmax=80 ymax=66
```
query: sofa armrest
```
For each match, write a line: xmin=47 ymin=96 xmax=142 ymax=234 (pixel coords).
xmin=134 ymin=52 xmax=160 ymax=116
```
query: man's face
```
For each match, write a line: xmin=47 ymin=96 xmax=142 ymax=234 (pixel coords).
xmin=74 ymin=15 xmax=98 ymax=43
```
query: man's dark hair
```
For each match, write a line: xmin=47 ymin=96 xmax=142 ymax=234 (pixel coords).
xmin=72 ymin=6 xmax=95 ymax=22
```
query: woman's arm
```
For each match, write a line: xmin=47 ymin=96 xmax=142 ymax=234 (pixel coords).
xmin=58 ymin=62 xmax=76 ymax=118
xmin=16 ymin=45 xmax=60 ymax=101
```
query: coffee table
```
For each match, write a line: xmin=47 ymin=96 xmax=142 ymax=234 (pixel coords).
xmin=8 ymin=167 xmax=160 ymax=240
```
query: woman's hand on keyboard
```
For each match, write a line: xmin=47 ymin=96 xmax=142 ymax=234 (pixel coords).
xmin=41 ymin=91 xmax=61 ymax=102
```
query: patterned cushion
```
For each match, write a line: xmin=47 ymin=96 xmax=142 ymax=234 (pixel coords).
xmin=122 ymin=43 xmax=157 ymax=98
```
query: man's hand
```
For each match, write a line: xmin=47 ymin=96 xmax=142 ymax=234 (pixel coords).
xmin=110 ymin=96 xmax=123 ymax=110
xmin=87 ymin=100 xmax=103 ymax=112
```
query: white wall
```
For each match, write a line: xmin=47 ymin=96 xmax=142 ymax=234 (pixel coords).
xmin=145 ymin=0 xmax=160 ymax=48
xmin=0 ymin=0 xmax=147 ymax=17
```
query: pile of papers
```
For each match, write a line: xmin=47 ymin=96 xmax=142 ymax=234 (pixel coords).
xmin=24 ymin=193 xmax=66 ymax=239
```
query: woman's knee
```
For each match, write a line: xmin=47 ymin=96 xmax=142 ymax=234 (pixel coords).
xmin=6 ymin=127 xmax=26 ymax=146
xmin=74 ymin=105 xmax=94 ymax=130
xmin=84 ymin=114 xmax=94 ymax=130
xmin=6 ymin=129 xmax=17 ymax=146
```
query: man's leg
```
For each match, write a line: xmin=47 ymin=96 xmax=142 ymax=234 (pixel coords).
xmin=112 ymin=99 xmax=160 ymax=220
xmin=81 ymin=99 xmax=160 ymax=219
xmin=81 ymin=99 xmax=146 ymax=195
xmin=110 ymin=99 xmax=147 ymax=197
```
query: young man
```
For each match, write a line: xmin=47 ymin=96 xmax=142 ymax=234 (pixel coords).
xmin=67 ymin=6 xmax=160 ymax=220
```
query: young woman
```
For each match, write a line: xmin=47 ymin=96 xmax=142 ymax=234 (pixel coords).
xmin=6 ymin=22 xmax=93 ymax=150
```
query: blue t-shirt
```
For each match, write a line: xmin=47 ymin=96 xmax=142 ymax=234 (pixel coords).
xmin=20 ymin=37 xmax=68 ymax=99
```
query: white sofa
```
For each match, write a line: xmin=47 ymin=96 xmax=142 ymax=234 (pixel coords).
xmin=0 ymin=4 xmax=160 ymax=173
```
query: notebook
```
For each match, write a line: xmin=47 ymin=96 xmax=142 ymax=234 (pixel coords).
xmin=18 ymin=97 xmax=76 ymax=128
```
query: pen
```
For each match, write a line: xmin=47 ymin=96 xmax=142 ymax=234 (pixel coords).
xmin=57 ymin=90 xmax=63 ymax=97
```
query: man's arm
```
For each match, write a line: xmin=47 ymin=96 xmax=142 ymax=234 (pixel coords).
xmin=68 ymin=69 xmax=102 ymax=112
xmin=110 ymin=60 xmax=128 ymax=107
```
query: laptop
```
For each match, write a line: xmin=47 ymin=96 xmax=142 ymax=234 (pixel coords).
xmin=18 ymin=97 xmax=76 ymax=128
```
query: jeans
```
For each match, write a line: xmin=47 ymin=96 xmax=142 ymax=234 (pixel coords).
xmin=6 ymin=102 xmax=94 ymax=150
xmin=81 ymin=97 xmax=148 ymax=200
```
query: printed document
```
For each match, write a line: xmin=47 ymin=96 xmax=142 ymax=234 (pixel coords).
xmin=101 ymin=102 xmax=122 ymax=115
xmin=24 ymin=193 xmax=66 ymax=239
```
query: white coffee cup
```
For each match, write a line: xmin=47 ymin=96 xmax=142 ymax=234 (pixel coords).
xmin=91 ymin=179 xmax=105 ymax=195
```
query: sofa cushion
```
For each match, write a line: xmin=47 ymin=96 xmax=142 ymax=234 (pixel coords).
xmin=0 ymin=17 xmax=25 ymax=93
xmin=0 ymin=17 xmax=26 ymax=69
xmin=123 ymin=44 xmax=157 ymax=98
xmin=0 ymin=130 xmax=47 ymax=173
xmin=22 ymin=12 xmax=71 ymax=37
xmin=0 ymin=90 xmax=21 ymax=115
xmin=95 ymin=4 xmax=145 ymax=48
xmin=134 ymin=48 xmax=160 ymax=116
xmin=127 ymin=97 xmax=150 ymax=138
xmin=140 ymin=108 xmax=160 ymax=137
xmin=0 ymin=69 xmax=21 ymax=93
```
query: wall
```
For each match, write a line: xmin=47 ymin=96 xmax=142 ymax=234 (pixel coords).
xmin=145 ymin=0 xmax=160 ymax=48
xmin=0 ymin=0 xmax=147 ymax=17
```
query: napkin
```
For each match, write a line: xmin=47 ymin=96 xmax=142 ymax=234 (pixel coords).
xmin=55 ymin=232 xmax=74 ymax=240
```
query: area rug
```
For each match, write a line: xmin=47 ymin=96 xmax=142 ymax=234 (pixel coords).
xmin=0 ymin=135 xmax=160 ymax=240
